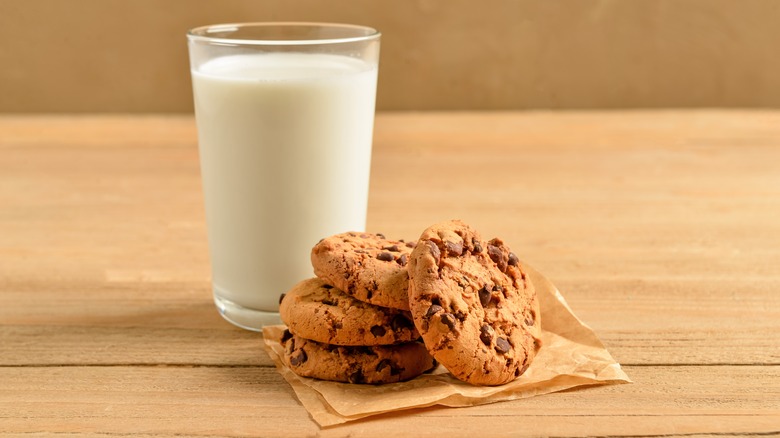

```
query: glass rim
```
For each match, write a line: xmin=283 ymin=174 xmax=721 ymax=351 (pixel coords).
xmin=187 ymin=22 xmax=381 ymax=46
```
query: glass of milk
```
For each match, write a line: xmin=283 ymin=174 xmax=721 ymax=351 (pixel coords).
xmin=187 ymin=23 xmax=380 ymax=330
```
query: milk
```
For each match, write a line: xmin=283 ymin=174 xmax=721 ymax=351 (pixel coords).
xmin=191 ymin=53 xmax=378 ymax=313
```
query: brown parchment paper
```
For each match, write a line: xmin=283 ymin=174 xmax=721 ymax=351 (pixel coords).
xmin=262 ymin=265 xmax=631 ymax=427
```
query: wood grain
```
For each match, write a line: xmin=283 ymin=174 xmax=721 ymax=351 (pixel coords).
xmin=1 ymin=112 xmax=779 ymax=436
xmin=2 ymin=279 xmax=777 ymax=366
xmin=0 ymin=366 xmax=777 ymax=436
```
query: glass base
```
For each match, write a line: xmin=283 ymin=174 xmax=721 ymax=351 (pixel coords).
xmin=213 ymin=293 xmax=282 ymax=331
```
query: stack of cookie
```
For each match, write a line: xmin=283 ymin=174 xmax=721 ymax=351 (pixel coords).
xmin=279 ymin=220 xmax=543 ymax=386
xmin=278 ymin=233 xmax=436 ymax=384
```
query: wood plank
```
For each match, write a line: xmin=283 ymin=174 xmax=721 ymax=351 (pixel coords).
xmin=0 ymin=366 xmax=777 ymax=437
xmin=1 ymin=280 xmax=777 ymax=366
xmin=0 ymin=115 xmax=196 ymax=149
xmin=0 ymin=326 xmax=269 ymax=367
xmin=557 ymin=278 xmax=780 ymax=366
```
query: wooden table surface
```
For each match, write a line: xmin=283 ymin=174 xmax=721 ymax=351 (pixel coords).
xmin=1 ymin=112 xmax=779 ymax=437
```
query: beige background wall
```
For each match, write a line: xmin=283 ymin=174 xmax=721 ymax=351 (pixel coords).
xmin=2 ymin=0 xmax=780 ymax=112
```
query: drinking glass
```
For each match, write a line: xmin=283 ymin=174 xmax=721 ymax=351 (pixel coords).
xmin=187 ymin=23 xmax=381 ymax=330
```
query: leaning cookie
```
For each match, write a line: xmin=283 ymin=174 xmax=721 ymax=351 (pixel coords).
xmin=408 ymin=220 xmax=542 ymax=386
xmin=311 ymin=232 xmax=413 ymax=310
xmin=279 ymin=278 xmax=419 ymax=346
xmin=280 ymin=330 xmax=437 ymax=384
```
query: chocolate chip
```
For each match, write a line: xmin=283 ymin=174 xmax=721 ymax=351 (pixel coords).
xmin=472 ymin=238 xmax=483 ymax=253
xmin=280 ymin=329 xmax=293 ymax=344
xmin=495 ymin=337 xmax=511 ymax=354
xmin=508 ymin=252 xmax=519 ymax=266
xmin=377 ymin=252 xmax=394 ymax=262
xmin=370 ymin=325 xmax=387 ymax=337
xmin=479 ymin=325 xmax=492 ymax=346
xmin=487 ymin=244 xmax=507 ymax=271
xmin=383 ymin=245 xmax=400 ymax=252
xmin=426 ymin=304 xmax=443 ymax=318
xmin=440 ymin=313 xmax=456 ymax=331
xmin=445 ymin=240 xmax=463 ymax=256
xmin=487 ymin=244 xmax=501 ymax=262
xmin=322 ymin=284 xmax=333 ymax=289
xmin=321 ymin=298 xmax=336 ymax=306
xmin=478 ymin=286 xmax=491 ymax=307
xmin=517 ymin=363 xmax=530 ymax=377
xmin=405 ymin=241 xmax=416 ymax=248
xmin=376 ymin=233 xmax=386 ymax=239
xmin=278 ymin=293 xmax=286 ymax=304
xmin=289 ymin=348 xmax=307 ymax=366
xmin=392 ymin=314 xmax=414 ymax=331
xmin=375 ymin=359 xmax=391 ymax=372
xmin=375 ymin=360 xmax=402 ymax=377
xmin=354 ymin=346 xmax=377 ymax=356
xmin=396 ymin=253 xmax=408 ymax=266
xmin=426 ymin=240 xmax=441 ymax=263
xmin=349 ymin=370 xmax=365 ymax=384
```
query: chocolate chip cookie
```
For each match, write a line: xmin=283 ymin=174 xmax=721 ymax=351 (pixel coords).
xmin=311 ymin=232 xmax=413 ymax=310
xmin=280 ymin=330 xmax=437 ymax=384
xmin=408 ymin=220 xmax=542 ymax=386
xmin=279 ymin=278 xmax=419 ymax=346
